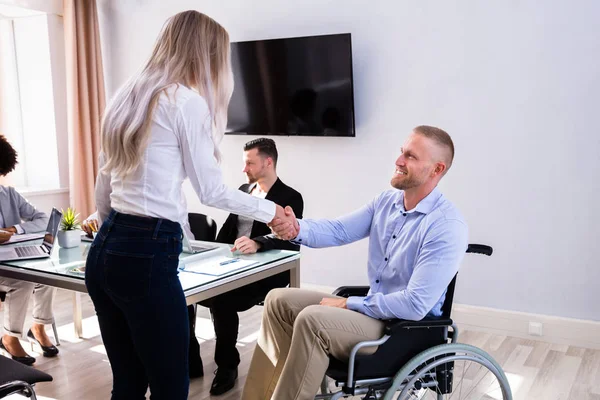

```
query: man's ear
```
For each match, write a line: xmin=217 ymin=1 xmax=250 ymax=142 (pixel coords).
xmin=432 ymin=162 xmax=446 ymax=177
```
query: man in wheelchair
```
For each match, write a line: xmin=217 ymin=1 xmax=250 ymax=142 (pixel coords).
xmin=241 ymin=126 xmax=470 ymax=400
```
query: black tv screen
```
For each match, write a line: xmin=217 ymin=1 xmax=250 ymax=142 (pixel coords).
xmin=226 ymin=33 xmax=355 ymax=137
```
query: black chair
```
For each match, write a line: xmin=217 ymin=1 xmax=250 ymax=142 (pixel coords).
xmin=316 ymin=244 xmax=509 ymax=399
xmin=0 ymin=356 xmax=52 ymax=399
xmin=187 ymin=213 xmax=217 ymax=243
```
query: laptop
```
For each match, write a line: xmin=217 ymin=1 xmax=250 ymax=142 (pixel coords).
xmin=182 ymin=232 xmax=218 ymax=255
xmin=0 ymin=208 xmax=62 ymax=261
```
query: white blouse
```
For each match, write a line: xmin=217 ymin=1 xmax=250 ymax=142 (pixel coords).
xmin=95 ymin=85 xmax=276 ymax=234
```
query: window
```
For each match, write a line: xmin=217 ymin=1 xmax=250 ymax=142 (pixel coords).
xmin=0 ymin=4 xmax=66 ymax=191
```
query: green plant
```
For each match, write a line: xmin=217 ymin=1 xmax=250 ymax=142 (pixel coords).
xmin=60 ymin=207 xmax=81 ymax=231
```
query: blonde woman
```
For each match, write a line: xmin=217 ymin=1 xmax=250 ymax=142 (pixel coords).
xmin=85 ymin=11 xmax=295 ymax=399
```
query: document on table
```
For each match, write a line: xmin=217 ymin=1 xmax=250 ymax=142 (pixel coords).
xmin=182 ymin=256 xmax=259 ymax=276
xmin=0 ymin=232 xmax=45 ymax=244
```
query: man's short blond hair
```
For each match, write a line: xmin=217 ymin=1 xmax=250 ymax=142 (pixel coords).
xmin=413 ymin=125 xmax=454 ymax=170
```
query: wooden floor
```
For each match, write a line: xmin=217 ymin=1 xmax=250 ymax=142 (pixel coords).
xmin=1 ymin=289 xmax=600 ymax=399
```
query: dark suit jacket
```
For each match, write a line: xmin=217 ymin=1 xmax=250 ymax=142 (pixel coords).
xmin=216 ymin=178 xmax=304 ymax=252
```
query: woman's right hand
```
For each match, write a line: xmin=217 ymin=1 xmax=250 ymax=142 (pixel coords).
xmin=0 ymin=230 xmax=14 ymax=244
xmin=269 ymin=205 xmax=300 ymax=240
xmin=82 ymin=219 xmax=99 ymax=238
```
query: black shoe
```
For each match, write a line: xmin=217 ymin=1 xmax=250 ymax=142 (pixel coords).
xmin=210 ymin=368 xmax=238 ymax=396
xmin=27 ymin=329 xmax=59 ymax=357
xmin=0 ymin=336 xmax=36 ymax=365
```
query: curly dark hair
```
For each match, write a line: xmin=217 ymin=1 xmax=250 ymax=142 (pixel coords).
xmin=0 ymin=135 xmax=18 ymax=176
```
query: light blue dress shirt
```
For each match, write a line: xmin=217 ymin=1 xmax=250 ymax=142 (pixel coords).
xmin=0 ymin=209 xmax=24 ymax=234
xmin=295 ymin=187 xmax=468 ymax=321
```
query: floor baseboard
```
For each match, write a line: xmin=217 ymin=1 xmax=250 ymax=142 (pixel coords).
xmin=452 ymin=303 xmax=600 ymax=349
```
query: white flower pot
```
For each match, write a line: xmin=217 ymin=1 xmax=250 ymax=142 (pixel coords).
xmin=57 ymin=230 xmax=81 ymax=249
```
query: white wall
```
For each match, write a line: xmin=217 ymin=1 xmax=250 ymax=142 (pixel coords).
xmin=97 ymin=0 xmax=600 ymax=321
xmin=21 ymin=189 xmax=69 ymax=216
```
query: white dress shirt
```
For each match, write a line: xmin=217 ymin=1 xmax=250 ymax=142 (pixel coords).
xmin=95 ymin=85 xmax=276 ymax=234
xmin=236 ymin=185 xmax=268 ymax=239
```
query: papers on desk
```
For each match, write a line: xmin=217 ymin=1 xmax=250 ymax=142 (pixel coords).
xmin=181 ymin=256 xmax=259 ymax=276
xmin=0 ymin=232 xmax=45 ymax=245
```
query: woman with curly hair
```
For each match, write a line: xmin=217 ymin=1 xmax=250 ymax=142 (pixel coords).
xmin=0 ymin=134 xmax=58 ymax=365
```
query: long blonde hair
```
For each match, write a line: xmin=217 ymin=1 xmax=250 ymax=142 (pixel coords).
xmin=101 ymin=10 xmax=233 ymax=177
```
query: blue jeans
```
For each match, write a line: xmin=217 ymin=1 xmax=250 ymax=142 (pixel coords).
xmin=85 ymin=210 xmax=188 ymax=399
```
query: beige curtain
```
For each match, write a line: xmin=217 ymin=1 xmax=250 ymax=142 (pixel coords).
xmin=64 ymin=0 xmax=106 ymax=218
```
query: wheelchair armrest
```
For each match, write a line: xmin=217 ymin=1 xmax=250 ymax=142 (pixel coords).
xmin=384 ymin=317 xmax=454 ymax=335
xmin=332 ymin=286 xmax=370 ymax=298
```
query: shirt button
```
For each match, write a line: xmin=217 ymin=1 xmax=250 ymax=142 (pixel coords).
xmin=393 ymin=235 xmax=396 ymax=239
xmin=385 ymin=257 xmax=388 ymax=261
xmin=402 ymin=213 xmax=407 ymax=217
xmin=376 ymin=279 xmax=380 ymax=283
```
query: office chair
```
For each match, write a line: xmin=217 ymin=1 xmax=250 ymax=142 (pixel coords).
xmin=187 ymin=213 xmax=217 ymax=243
xmin=316 ymin=244 xmax=513 ymax=400
xmin=0 ymin=355 xmax=52 ymax=399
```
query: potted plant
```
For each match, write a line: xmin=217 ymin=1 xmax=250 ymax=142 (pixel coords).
xmin=57 ymin=207 xmax=81 ymax=248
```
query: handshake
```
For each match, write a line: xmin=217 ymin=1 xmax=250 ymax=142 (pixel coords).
xmin=268 ymin=205 xmax=300 ymax=240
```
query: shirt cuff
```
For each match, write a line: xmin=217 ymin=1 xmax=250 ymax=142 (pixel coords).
xmin=346 ymin=296 xmax=367 ymax=314
xmin=257 ymin=199 xmax=276 ymax=223
xmin=14 ymin=225 xmax=25 ymax=234
xmin=291 ymin=219 xmax=308 ymax=245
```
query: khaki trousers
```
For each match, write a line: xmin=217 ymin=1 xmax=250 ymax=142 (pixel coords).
xmin=242 ymin=288 xmax=385 ymax=400
xmin=0 ymin=277 xmax=55 ymax=337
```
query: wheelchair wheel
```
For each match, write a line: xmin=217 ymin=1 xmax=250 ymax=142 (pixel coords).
xmin=382 ymin=343 xmax=512 ymax=400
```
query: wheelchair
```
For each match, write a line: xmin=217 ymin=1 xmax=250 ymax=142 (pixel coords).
xmin=315 ymin=244 xmax=512 ymax=400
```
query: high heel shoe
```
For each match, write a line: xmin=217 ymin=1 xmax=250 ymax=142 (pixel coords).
xmin=0 ymin=336 xmax=36 ymax=365
xmin=27 ymin=329 xmax=59 ymax=357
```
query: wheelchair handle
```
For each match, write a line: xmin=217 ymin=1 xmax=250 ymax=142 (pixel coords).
xmin=466 ymin=244 xmax=493 ymax=256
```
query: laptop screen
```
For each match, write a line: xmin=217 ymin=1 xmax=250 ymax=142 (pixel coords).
xmin=42 ymin=208 xmax=63 ymax=250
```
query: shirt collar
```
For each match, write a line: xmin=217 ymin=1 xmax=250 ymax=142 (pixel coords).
xmin=395 ymin=187 xmax=442 ymax=215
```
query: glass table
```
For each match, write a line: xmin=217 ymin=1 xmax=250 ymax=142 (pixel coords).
xmin=0 ymin=239 xmax=300 ymax=337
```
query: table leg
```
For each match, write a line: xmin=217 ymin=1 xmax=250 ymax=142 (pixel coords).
xmin=73 ymin=292 xmax=83 ymax=338
xmin=289 ymin=259 xmax=300 ymax=288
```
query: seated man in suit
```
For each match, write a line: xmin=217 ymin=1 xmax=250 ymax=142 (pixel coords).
xmin=189 ymin=138 xmax=304 ymax=395
xmin=242 ymin=126 xmax=468 ymax=400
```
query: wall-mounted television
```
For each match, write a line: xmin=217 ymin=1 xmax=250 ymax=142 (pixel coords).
xmin=226 ymin=33 xmax=355 ymax=137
